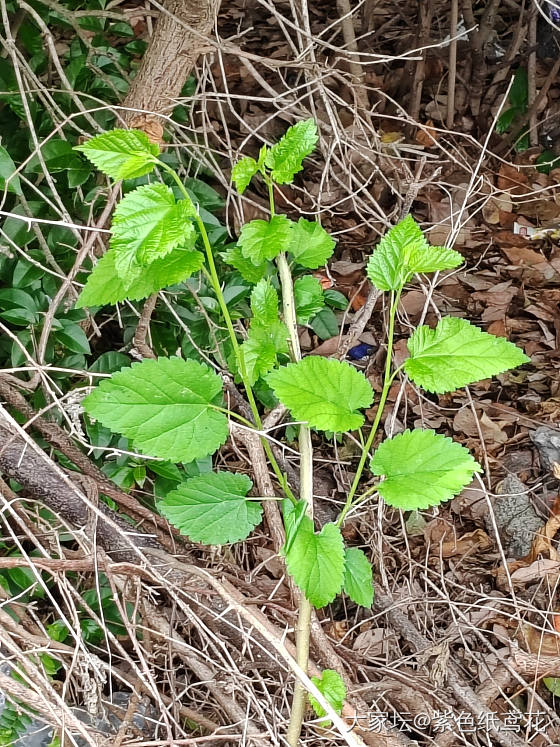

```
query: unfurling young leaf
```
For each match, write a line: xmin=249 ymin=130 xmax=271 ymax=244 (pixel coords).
xmin=283 ymin=504 xmax=345 ymax=608
xmin=265 ymin=118 xmax=318 ymax=184
xmin=366 ymin=215 xmax=463 ymax=291
xmin=309 ymin=669 xmax=346 ymax=723
xmin=370 ymin=429 xmax=482 ymax=510
xmin=239 ymin=322 xmax=289 ymax=385
xmin=266 ymin=357 xmax=373 ymax=432
xmin=343 ymin=548 xmax=374 ymax=608
xmin=237 ymin=278 xmax=288 ymax=384
xmin=74 ymin=129 xmax=159 ymax=180
xmin=289 ymin=218 xmax=335 ymax=269
xmin=76 ymin=246 xmax=204 ymax=307
xmin=221 ymin=245 xmax=268 ymax=284
xmin=83 ymin=358 xmax=228 ymax=462
xmin=237 ymin=215 xmax=293 ymax=265
xmin=405 ymin=316 xmax=530 ymax=393
xmin=232 ymin=156 xmax=259 ymax=194
xmin=250 ymin=278 xmax=279 ymax=327
xmin=110 ymin=183 xmax=197 ymax=286
xmin=293 ymin=275 xmax=325 ymax=324
xmin=158 ymin=472 xmax=262 ymax=544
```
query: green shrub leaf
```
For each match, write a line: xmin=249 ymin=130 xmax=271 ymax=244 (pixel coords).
xmin=232 ymin=156 xmax=258 ymax=194
xmin=343 ymin=548 xmax=374 ymax=608
xmin=309 ymin=669 xmax=346 ymax=722
xmin=158 ymin=472 xmax=262 ymax=544
xmin=266 ymin=357 xmax=373 ymax=431
xmin=405 ymin=316 xmax=530 ymax=393
xmin=74 ymin=129 xmax=159 ymax=179
xmin=283 ymin=510 xmax=345 ymax=608
xmin=76 ymin=246 xmax=204 ymax=307
xmin=366 ymin=215 xmax=462 ymax=291
xmin=238 ymin=215 xmax=293 ymax=265
xmin=250 ymin=278 xmax=278 ymax=326
xmin=239 ymin=322 xmax=288 ymax=384
xmin=289 ymin=218 xmax=335 ymax=268
xmin=370 ymin=429 xmax=482 ymax=510
xmin=83 ymin=357 xmax=228 ymax=461
xmin=265 ymin=118 xmax=318 ymax=184
xmin=74 ymin=130 xmax=159 ymax=179
xmin=294 ymin=275 xmax=325 ymax=323
xmin=111 ymin=183 xmax=196 ymax=285
xmin=222 ymin=245 xmax=268 ymax=283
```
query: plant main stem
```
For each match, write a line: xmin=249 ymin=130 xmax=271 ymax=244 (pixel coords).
xmin=336 ymin=287 xmax=402 ymax=527
xmin=159 ymin=162 xmax=296 ymax=503
xmin=277 ymin=251 xmax=314 ymax=747
xmin=267 ymin=177 xmax=314 ymax=745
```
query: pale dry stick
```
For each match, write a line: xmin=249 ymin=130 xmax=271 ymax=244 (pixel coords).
xmin=36 ymin=184 xmax=120 ymax=368
xmin=374 ymin=589 xmax=527 ymax=747
xmin=147 ymin=551 xmax=405 ymax=747
xmin=17 ymin=0 xmax=101 ymax=132
xmin=528 ymin=8 xmax=539 ymax=147
xmin=424 ymin=582 xmax=558 ymax=747
xmin=337 ymin=157 xmax=430 ymax=360
xmin=133 ymin=293 xmax=158 ymax=360
xmin=0 ymin=671 xmax=95 ymax=746
xmin=335 ymin=0 xmax=369 ymax=111
xmin=0 ymin=599 xmax=222 ymax=736
xmin=229 ymin=422 xmax=285 ymax=557
xmin=465 ymin=388 xmax=492 ymax=489
xmin=447 ymin=0 xmax=459 ymax=129
xmin=409 ymin=0 xmax=433 ymax=125
xmin=141 ymin=603 xmax=273 ymax=747
xmin=0 ymin=1 xmax=86 ymax=232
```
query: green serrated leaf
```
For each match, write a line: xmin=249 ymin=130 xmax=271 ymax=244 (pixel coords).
xmin=239 ymin=321 xmax=289 ymax=385
xmin=74 ymin=129 xmax=159 ymax=180
xmin=283 ymin=510 xmax=345 ymax=608
xmin=250 ymin=278 xmax=278 ymax=326
xmin=238 ymin=215 xmax=293 ymax=265
xmin=83 ymin=357 xmax=228 ymax=461
xmin=110 ymin=183 xmax=197 ymax=285
xmin=371 ymin=429 xmax=482 ymax=510
xmin=343 ymin=548 xmax=374 ymax=608
xmin=294 ymin=275 xmax=325 ymax=324
xmin=158 ymin=472 xmax=262 ymax=544
xmin=309 ymin=669 xmax=346 ymax=723
xmin=367 ymin=215 xmax=463 ymax=291
xmin=289 ymin=218 xmax=335 ymax=269
xmin=405 ymin=316 xmax=530 ymax=393
xmin=76 ymin=246 xmax=204 ymax=307
xmin=232 ymin=156 xmax=258 ymax=194
xmin=266 ymin=357 xmax=373 ymax=432
xmin=265 ymin=118 xmax=318 ymax=184
xmin=221 ymin=245 xmax=268 ymax=284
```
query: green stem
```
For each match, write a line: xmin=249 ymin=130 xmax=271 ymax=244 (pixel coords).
xmin=336 ymin=287 xmax=403 ymax=527
xmin=269 ymin=178 xmax=314 ymax=744
xmin=159 ymin=161 xmax=296 ymax=503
